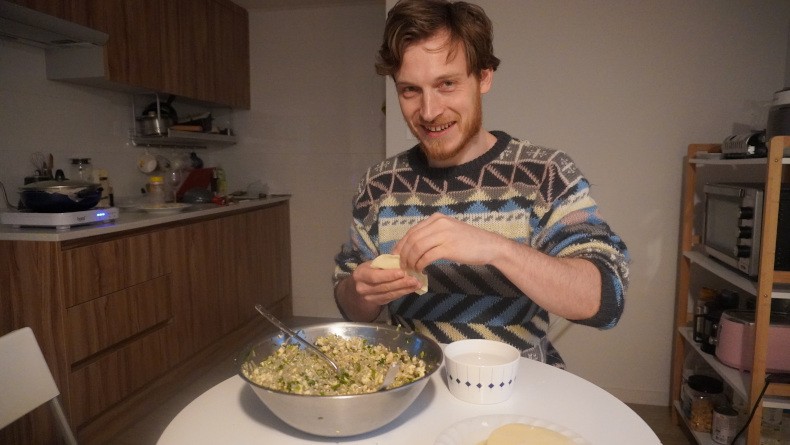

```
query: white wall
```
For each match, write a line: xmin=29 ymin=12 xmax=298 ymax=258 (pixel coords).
xmin=386 ymin=0 xmax=790 ymax=405
xmin=0 ymin=43 xmax=145 ymax=204
xmin=225 ymin=2 xmax=385 ymax=317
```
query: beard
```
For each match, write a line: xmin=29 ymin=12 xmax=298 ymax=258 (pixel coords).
xmin=418 ymin=93 xmax=483 ymax=163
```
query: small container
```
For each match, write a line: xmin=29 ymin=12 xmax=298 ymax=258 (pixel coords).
xmin=147 ymin=175 xmax=166 ymax=206
xmin=711 ymin=404 xmax=739 ymax=444
xmin=443 ymin=339 xmax=520 ymax=404
xmin=694 ymin=287 xmax=717 ymax=342
xmin=681 ymin=374 xmax=724 ymax=432
xmin=69 ymin=158 xmax=93 ymax=182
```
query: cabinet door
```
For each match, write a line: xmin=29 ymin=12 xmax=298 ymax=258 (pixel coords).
xmin=68 ymin=324 xmax=176 ymax=428
xmin=9 ymin=0 xmax=67 ymax=18
xmin=229 ymin=1 xmax=250 ymax=109
xmin=96 ymin=0 xmax=166 ymax=90
xmin=65 ymin=275 xmax=173 ymax=364
xmin=60 ymin=230 xmax=169 ymax=307
xmin=167 ymin=204 xmax=291 ymax=358
xmin=216 ymin=204 xmax=291 ymax=329
xmin=166 ymin=218 xmax=224 ymax=357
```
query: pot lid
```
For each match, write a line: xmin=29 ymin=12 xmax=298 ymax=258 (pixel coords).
xmin=19 ymin=178 xmax=97 ymax=191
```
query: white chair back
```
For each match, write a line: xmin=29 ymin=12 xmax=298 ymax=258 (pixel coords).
xmin=0 ymin=327 xmax=77 ymax=444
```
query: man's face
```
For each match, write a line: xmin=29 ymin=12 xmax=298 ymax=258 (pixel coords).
xmin=394 ymin=32 xmax=493 ymax=167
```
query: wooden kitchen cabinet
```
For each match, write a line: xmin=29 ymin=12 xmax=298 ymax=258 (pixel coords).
xmin=670 ymin=137 xmax=790 ymax=445
xmin=0 ymin=201 xmax=291 ymax=444
xmin=10 ymin=0 xmax=250 ymax=109
xmin=165 ymin=201 xmax=291 ymax=359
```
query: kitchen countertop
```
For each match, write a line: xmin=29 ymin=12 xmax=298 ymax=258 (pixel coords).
xmin=0 ymin=195 xmax=290 ymax=242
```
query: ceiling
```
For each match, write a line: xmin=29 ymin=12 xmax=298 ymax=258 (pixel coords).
xmin=233 ymin=0 xmax=378 ymax=10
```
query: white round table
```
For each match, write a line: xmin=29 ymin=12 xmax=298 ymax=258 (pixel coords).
xmin=158 ymin=356 xmax=660 ymax=444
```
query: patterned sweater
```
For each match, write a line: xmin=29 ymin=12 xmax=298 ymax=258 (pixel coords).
xmin=333 ymin=131 xmax=629 ymax=367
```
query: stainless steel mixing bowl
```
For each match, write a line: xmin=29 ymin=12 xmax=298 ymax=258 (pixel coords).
xmin=237 ymin=322 xmax=443 ymax=437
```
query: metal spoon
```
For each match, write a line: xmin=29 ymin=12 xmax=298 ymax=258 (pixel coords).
xmin=379 ymin=363 xmax=400 ymax=391
xmin=254 ymin=304 xmax=341 ymax=375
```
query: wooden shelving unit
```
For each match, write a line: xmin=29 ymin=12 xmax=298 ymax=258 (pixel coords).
xmin=670 ymin=135 xmax=790 ymax=445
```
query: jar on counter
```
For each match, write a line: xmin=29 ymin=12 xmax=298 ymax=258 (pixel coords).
xmin=681 ymin=374 xmax=724 ymax=433
xmin=69 ymin=158 xmax=93 ymax=182
xmin=694 ymin=287 xmax=717 ymax=342
xmin=147 ymin=175 xmax=166 ymax=206
xmin=711 ymin=404 xmax=739 ymax=444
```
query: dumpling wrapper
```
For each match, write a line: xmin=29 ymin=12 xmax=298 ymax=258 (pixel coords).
xmin=370 ymin=254 xmax=428 ymax=295
xmin=486 ymin=423 xmax=573 ymax=445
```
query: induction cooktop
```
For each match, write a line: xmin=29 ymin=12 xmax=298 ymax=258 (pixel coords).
xmin=0 ymin=207 xmax=119 ymax=231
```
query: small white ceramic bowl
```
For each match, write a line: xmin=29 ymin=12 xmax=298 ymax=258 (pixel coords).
xmin=443 ymin=339 xmax=520 ymax=404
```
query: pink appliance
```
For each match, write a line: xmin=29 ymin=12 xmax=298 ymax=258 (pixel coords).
xmin=715 ymin=310 xmax=790 ymax=373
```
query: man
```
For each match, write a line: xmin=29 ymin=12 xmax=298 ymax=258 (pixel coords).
xmin=333 ymin=0 xmax=629 ymax=368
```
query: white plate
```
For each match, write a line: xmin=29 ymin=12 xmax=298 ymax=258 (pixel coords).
xmin=139 ymin=203 xmax=191 ymax=215
xmin=434 ymin=414 xmax=589 ymax=445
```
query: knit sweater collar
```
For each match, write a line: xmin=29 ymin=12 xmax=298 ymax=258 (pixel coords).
xmin=405 ymin=130 xmax=512 ymax=180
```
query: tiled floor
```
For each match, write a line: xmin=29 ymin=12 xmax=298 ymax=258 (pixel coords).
xmin=107 ymin=355 xmax=692 ymax=444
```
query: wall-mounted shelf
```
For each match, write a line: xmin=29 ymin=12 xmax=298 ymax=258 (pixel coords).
xmin=131 ymin=129 xmax=236 ymax=149
xmin=130 ymin=93 xmax=236 ymax=148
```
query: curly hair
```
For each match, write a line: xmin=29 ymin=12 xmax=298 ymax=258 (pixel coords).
xmin=375 ymin=0 xmax=501 ymax=78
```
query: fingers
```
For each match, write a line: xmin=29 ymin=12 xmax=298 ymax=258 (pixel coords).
xmin=395 ymin=213 xmax=452 ymax=270
xmin=352 ymin=263 xmax=422 ymax=305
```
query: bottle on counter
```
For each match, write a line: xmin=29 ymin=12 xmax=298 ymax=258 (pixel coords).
xmin=147 ymin=175 xmax=166 ymax=206
xmin=69 ymin=157 xmax=94 ymax=182
xmin=215 ymin=166 xmax=227 ymax=194
xmin=92 ymin=169 xmax=114 ymax=208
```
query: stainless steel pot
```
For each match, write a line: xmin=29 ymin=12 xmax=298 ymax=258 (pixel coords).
xmin=136 ymin=111 xmax=173 ymax=136
xmin=18 ymin=178 xmax=103 ymax=213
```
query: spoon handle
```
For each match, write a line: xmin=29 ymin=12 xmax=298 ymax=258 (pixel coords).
xmin=254 ymin=304 xmax=340 ymax=374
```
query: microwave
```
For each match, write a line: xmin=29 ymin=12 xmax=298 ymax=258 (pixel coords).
xmin=703 ymin=183 xmax=790 ymax=276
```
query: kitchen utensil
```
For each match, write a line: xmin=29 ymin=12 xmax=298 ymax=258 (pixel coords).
xmin=379 ymin=362 xmax=400 ymax=391
xmin=253 ymin=304 xmax=340 ymax=374
xmin=237 ymin=321 xmax=443 ymax=437
xmin=141 ymin=94 xmax=178 ymax=124
xmin=137 ymin=151 xmax=158 ymax=173
xmin=30 ymin=152 xmax=46 ymax=175
xmin=18 ymin=178 xmax=103 ymax=213
xmin=136 ymin=111 xmax=173 ymax=136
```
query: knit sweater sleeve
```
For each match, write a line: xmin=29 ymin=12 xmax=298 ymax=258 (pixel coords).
xmin=529 ymin=150 xmax=629 ymax=329
xmin=332 ymin=164 xmax=385 ymax=292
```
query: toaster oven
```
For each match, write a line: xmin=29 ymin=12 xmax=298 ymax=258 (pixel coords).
xmin=703 ymin=183 xmax=790 ymax=276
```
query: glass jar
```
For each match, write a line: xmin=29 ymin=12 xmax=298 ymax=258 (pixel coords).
xmin=147 ymin=175 xmax=166 ymax=206
xmin=69 ymin=158 xmax=93 ymax=182
xmin=681 ymin=374 xmax=724 ymax=432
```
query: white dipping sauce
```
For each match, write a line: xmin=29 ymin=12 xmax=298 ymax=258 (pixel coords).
xmin=453 ymin=352 xmax=511 ymax=366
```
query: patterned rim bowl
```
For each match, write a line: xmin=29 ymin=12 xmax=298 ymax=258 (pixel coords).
xmin=443 ymin=339 xmax=521 ymax=404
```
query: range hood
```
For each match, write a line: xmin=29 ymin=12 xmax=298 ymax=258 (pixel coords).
xmin=0 ymin=1 xmax=107 ymax=48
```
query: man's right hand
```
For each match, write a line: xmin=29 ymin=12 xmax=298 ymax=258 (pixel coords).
xmin=335 ymin=261 xmax=423 ymax=322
